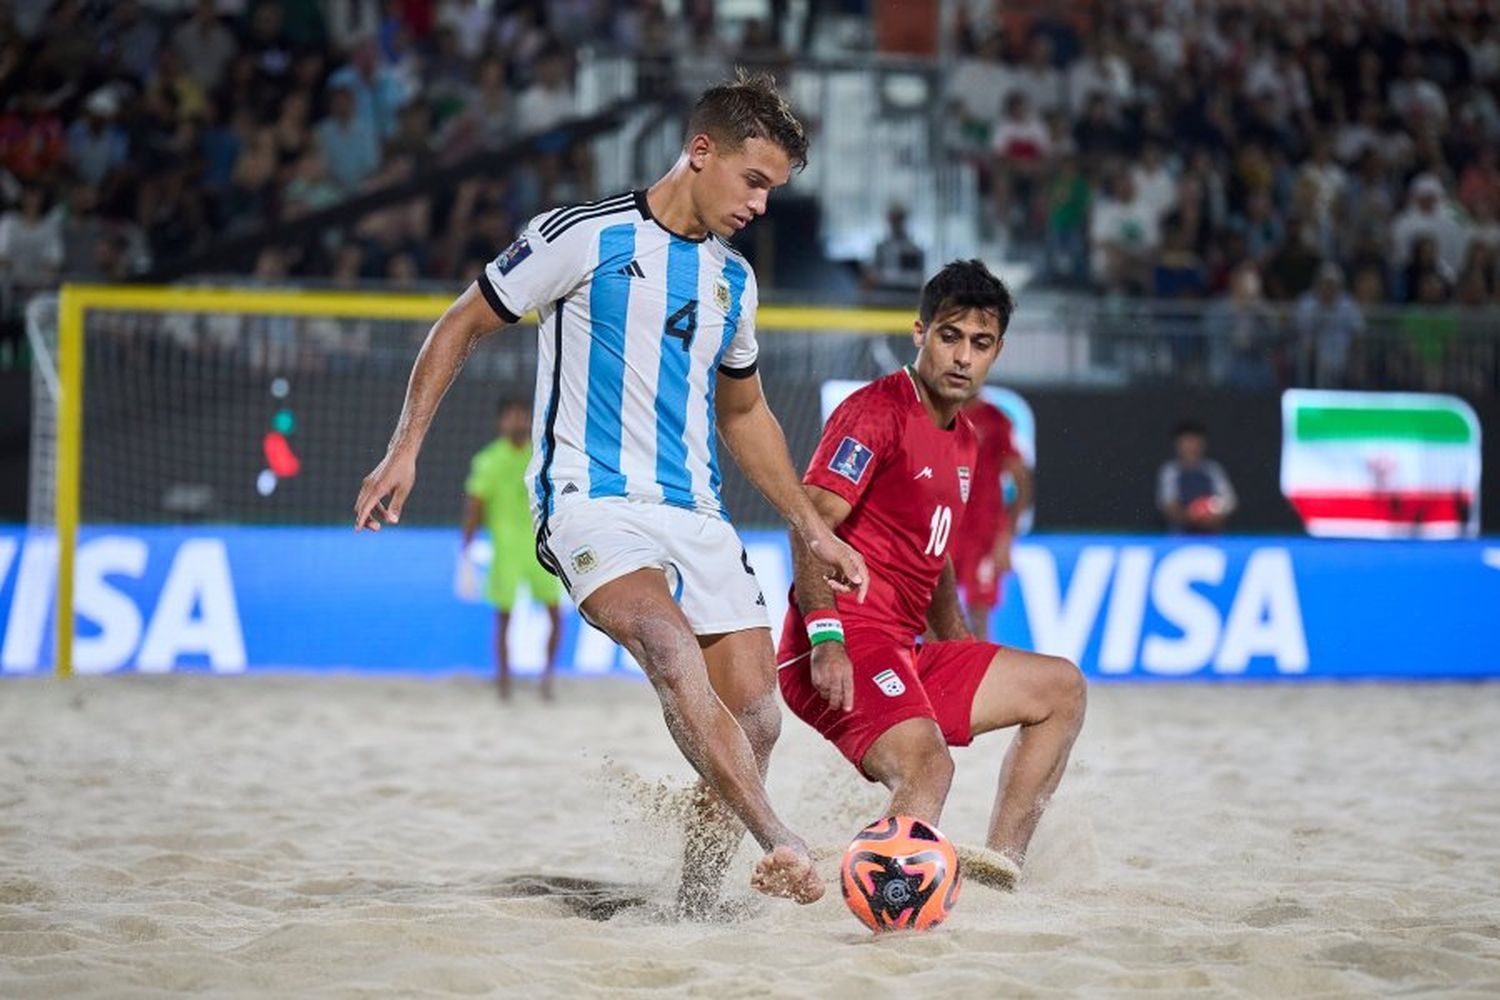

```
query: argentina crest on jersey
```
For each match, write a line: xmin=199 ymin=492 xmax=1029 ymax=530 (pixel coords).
xmin=958 ymin=466 xmax=971 ymax=502
xmin=830 ymin=436 xmax=874 ymax=485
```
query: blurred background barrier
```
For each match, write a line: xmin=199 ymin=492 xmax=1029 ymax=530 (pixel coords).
xmin=21 ymin=292 xmax=1500 ymax=535
xmin=3 ymin=526 xmax=1498 ymax=680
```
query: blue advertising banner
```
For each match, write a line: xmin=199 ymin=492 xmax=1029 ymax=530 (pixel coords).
xmin=2 ymin=528 xmax=1497 ymax=679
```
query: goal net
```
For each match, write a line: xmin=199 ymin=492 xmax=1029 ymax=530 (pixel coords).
xmin=25 ymin=290 xmax=910 ymax=534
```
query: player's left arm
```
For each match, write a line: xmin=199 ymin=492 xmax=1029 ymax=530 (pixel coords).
xmin=992 ymin=452 xmax=1034 ymax=571
xmin=715 ymin=371 xmax=868 ymax=600
xmin=925 ymin=559 xmax=971 ymax=641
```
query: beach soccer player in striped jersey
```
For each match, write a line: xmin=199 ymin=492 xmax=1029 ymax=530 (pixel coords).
xmin=777 ymin=260 xmax=1086 ymax=887
xmin=354 ymin=72 xmax=867 ymax=909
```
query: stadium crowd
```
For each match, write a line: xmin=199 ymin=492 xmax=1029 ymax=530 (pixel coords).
xmin=955 ymin=1 xmax=1500 ymax=310
xmin=949 ymin=0 xmax=1500 ymax=390
xmin=1 ymin=0 xmax=1498 ymax=390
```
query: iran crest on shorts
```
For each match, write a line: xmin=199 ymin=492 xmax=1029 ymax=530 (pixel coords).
xmin=872 ymin=669 xmax=906 ymax=697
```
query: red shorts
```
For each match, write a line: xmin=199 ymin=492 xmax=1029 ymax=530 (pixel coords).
xmin=777 ymin=616 xmax=999 ymax=779
xmin=951 ymin=543 xmax=1001 ymax=607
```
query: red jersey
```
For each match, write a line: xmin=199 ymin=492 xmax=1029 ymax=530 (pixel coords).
xmin=955 ymin=398 xmax=1019 ymax=545
xmin=799 ymin=367 xmax=978 ymax=639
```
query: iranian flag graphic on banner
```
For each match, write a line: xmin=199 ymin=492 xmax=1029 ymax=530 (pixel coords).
xmin=1280 ymin=391 xmax=1482 ymax=539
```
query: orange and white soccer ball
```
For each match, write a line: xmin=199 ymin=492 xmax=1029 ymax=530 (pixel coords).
xmin=840 ymin=815 xmax=961 ymax=932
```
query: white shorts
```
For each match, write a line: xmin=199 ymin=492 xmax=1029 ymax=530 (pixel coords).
xmin=537 ymin=497 xmax=770 ymax=635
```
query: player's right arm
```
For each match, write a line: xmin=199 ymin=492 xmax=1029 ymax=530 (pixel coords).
xmin=355 ymin=285 xmax=506 ymax=530
xmin=790 ymin=484 xmax=859 ymax=713
xmin=924 ymin=559 xmax=971 ymax=640
xmin=792 ymin=388 xmax=901 ymax=711
xmin=460 ymin=496 xmax=484 ymax=548
xmin=355 ymin=215 xmax=590 ymax=531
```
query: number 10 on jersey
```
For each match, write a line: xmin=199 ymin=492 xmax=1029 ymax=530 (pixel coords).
xmin=924 ymin=505 xmax=953 ymax=557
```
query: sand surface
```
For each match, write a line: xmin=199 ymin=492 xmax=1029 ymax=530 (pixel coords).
xmin=3 ymin=675 xmax=1499 ymax=998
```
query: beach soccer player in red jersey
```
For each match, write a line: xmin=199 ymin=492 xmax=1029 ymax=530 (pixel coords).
xmin=951 ymin=395 xmax=1032 ymax=641
xmin=777 ymin=259 xmax=1086 ymax=887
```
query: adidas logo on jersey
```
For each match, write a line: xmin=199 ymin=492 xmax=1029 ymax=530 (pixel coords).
xmin=561 ymin=482 xmax=579 ymax=495
xmin=618 ymin=260 xmax=645 ymax=278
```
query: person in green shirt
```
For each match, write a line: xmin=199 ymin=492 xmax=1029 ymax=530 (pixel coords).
xmin=462 ymin=398 xmax=562 ymax=700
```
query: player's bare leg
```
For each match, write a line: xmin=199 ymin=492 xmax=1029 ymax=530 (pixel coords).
xmin=860 ymin=717 xmax=956 ymax=829
xmin=495 ymin=610 xmax=512 ymax=701
xmin=970 ymin=648 xmax=1086 ymax=868
xmin=582 ymin=570 xmax=822 ymax=905
xmin=540 ymin=604 xmax=561 ymax=701
xmin=676 ymin=628 xmax=780 ymax=917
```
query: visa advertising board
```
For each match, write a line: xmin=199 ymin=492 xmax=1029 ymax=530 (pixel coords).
xmin=2 ymin=528 xmax=1497 ymax=680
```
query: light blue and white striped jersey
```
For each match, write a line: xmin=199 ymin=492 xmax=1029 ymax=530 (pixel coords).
xmin=479 ymin=190 xmax=759 ymax=525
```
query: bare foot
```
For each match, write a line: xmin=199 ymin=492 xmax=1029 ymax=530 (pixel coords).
xmin=750 ymin=845 xmax=824 ymax=904
xmin=955 ymin=844 xmax=1020 ymax=891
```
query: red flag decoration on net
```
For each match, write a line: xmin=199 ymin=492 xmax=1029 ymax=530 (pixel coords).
xmin=263 ymin=431 xmax=301 ymax=478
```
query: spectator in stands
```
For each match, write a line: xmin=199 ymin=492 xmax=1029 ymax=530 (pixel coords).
xmin=1131 ymin=140 xmax=1177 ymax=226
xmin=1012 ymin=35 xmax=1066 ymax=118
xmin=283 ymin=150 xmax=340 ymax=218
xmin=1458 ymin=144 xmax=1500 ymax=216
xmin=1298 ymin=138 xmax=1347 ymax=235
xmin=515 ymin=45 xmax=578 ymax=136
xmin=1066 ymin=32 xmax=1132 ymax=116
xmin=439 ymin=56 xmax=515 ymax=158
xmin=1072 ymin=91 xmax=1128 ymax=167
xmin=948 ymin=30 xmax=1008 ymax=148
xmin=1294 ymin=262 xmax=1364 ymax=388
xmin=51 ymin=182 xmax=106 ymax=277
xmin=1264 ymin=215 xmax=1324 ymax=301
xmin=172 ymin=0 xmax=239 ymax=93
xmin=66 ymin=89 xmax=128 ymax=188
xmin=1153 ymin=213 xmax=1207 ymax=301
xmin=1089 ymin=168 xmax=1159 ymax=295
xmin=1205 ymin=262 xmax=1278 ymax=389
xmin=1391 ymin=173 xmax=1470 ymax=279
xmin=1390 ymin=47 xmax=1450 ymax=130
xmin=316 ymin=83 xmax=380 ymax=193
xmin=328 ymin=36 xmax=406 ymax=142
xmin=1402 ymin=235 xmax=1451 ymax=304
xmin=863 ymin=203 xmax=925 ymax=295
xmin=270 ymin=91 xmax=316 ymax=186
xmin=1156 ymin=420 xmax=1237 ymax=535
xmin=1045 ymin=152 xmax=1091 ymax=284
xmin=0 ymin=186 xmax=62 ymax=302
xmin=1403 ymin=270 xmax=1461 ymax=389
xmin=88 ymin=231 xmax=135 ymax=283
xmin=991 ymin=90 xmax=1051 ymax=237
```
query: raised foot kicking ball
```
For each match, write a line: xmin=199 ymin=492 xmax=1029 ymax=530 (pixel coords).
xmin=840 ymin=815 xmax=961 ymax=932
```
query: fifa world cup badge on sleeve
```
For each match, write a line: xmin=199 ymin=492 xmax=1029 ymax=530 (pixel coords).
xmin=495 ymin=236 xmax=532 ymax=274
xmin=830 ymin=436 xmax=874 ymax=485
xmin=958 ymin=466 xmax=971 ymax=502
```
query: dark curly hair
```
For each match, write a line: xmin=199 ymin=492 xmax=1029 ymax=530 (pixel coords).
xmin=687 ymin=69 xmax=809 ymax=171
xmin=918 ymin=259 xmax=1015 ymax=334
